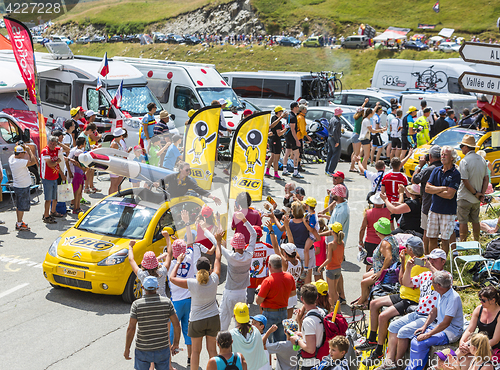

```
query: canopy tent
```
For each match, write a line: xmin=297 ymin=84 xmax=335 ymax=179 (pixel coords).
xmin=438 ymin=28 xmax=455 ymax=38
xmin=430 ymin=35 xmax=444 ymax=42
xmin=373 ymin=31 xmax=408 ymax=41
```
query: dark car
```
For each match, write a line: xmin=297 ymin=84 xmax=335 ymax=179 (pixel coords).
xmin=167 ymin=34 xmax=185 ymax=44
xmin=184 ymin=35 xmax=201 ymax=45
xmin=109 ymin=35 xmax=122 ymax=43
xmin=279 ymin=37 xmax=301 ymax=47
xmin=404 ymin=40 xmax=429 ymax=51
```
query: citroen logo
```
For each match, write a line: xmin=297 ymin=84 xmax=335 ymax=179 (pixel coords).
xmin=73 ymin=252 xmax=82 ymax=259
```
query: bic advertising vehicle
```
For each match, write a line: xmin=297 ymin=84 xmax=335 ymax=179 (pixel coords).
xmin=42 ymin=188 xmax=207 ymax=302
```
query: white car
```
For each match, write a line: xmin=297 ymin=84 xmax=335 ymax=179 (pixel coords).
xmin=438 ymin=42 xmax=460 ymax=53
xmin=33 ymin=36 xmax=44 ymax=44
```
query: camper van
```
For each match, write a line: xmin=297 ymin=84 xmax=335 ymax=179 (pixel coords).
xmin=0 ymin=44 xmax=163 ymax=143
xmin=371 ymin=59 xmax=477 ymax=95
xmin=221 ymin=71 xmax=326 ymax=111
xmin=114 ymin=57 xmax=247 ymax=131
xmin=400 ymin=93 xmax=478 ymax=116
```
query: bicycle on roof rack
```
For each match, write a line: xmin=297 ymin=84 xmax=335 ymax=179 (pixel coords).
xmin=309 ymin=71 xmax=343 ymax=99
xmin=411 ymin=65 xmax=448 ymax=91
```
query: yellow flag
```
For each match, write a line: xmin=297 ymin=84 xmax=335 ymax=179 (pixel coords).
xmin=183 ymin=106 xmax=220 ymax=190
xmin=229 ymin=111 xmax=271 ymax=201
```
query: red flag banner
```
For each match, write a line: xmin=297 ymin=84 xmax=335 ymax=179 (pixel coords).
xmin=4 ymin=17 xmax=37 ymax=105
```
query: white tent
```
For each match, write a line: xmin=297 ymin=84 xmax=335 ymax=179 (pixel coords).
xmin=438 ymin=28 xmax=454 ymax=38
xmin=430 ymin=35 xmax=444 ymax=42
xmin=373 ymin=31 xmax=407 ymax=41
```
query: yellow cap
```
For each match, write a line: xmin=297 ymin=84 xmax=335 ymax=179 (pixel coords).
xmin=274 ymin=105 xmax=284 ymax=113
xmin=70 ymin=107 xmax=79 ymax=117
xmin=407 ymin=106 xmax=417 ymax=113
xmin=329 ymin=222 xmax=343 ymax=233
xmin=188 ymin=109 xmax=196 ymax=118
xmin=304 ymin=197 xmax=317 ymax=207
xmin=233 ymin=302 xmax=250 ymax=324
xmin=312 ymin=279 xmax=329 ymax=295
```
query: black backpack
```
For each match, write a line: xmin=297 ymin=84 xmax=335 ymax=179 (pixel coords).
xmin=218 ymin=354 xmax=240 ymax=370
xmin=484 ymin=237 xmax=500 ymax=260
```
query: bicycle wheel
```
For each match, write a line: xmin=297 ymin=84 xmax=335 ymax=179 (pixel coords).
xmin=433 ymin=71 xmax=448 ymax=90
xmin=334 ymin=79 xmax=342 ymax=95
xmin=419 ymin=70 xmax=435 ymax=90
xmin=310 ymin=79 xmax=322 ymax=99
xmin=318 ymin=79 xmax=328 ymax=99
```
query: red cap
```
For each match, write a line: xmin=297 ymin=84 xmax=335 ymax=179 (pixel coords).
xmin=133 ymin=145 xmax=142 ymax=151
xmin=78 ymin=106 xmax=84 ymax=112
xmin=253 ymin=226 xmax=263 ymax=238
xmin=243 ymin=109 xmax=253 ymax=116
xmin=201 ymin=205 xmax=213 ymax=218
xmin=332 ymin=171 xmax=344 ymax=179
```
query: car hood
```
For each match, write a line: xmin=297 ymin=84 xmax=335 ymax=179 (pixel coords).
xmin=56 ymin=228 xmax=129 ymax=263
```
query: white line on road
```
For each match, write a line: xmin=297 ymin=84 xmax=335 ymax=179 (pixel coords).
xmin=0 ymin=283 xmax=30 ymax=299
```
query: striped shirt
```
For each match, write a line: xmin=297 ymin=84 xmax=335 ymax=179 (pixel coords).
xmin=130 ymin=294 xmax=175 ymax=351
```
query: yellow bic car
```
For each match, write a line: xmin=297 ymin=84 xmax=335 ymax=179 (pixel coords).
xmin=43 ymin=188 xmax=208 ymax=302
xmin=404 ymin=127 xmax=500 ymax=185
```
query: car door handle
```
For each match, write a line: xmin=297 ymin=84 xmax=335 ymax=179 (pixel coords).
xmin=3 ymin=147 xmax=8 ymax=150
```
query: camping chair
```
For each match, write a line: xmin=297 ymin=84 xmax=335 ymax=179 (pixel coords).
xmin=451 ymin=241 xmax=494 ymax=285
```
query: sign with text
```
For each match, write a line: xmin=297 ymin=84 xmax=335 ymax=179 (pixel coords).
xmin=459 ymin=42 xmax=500 ymax=66
xmin=458 ymin=72 xmax=500 ymax=95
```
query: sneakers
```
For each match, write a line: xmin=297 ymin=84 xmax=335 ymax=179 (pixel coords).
xmin=16 ymin=222 xmax=30 ymax=231
xmin=223 ymin=168 xmax=230 ymax=176
xmin=43 ymin=216 xmax=57 ymax=224
xmin=282 ymin=170 xmax=290 ymax=176
xmin=355 ymin=337 xmax=377 ymax=351
xmin=292 ymin=173 xmax=304 ymax=179
xmin=80 ymin=198 xmax=91 ymax=205
xmin=362 ymin=351 xmax=384 ymax=367
xmin=374 ymin=359 xmax=397 ymax=370
xmin=265 ymin=170 xmax=272 ymax=177
xmin=274 ymin=173 xmax=282 ymax=180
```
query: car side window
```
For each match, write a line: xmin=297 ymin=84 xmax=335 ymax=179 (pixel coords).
xmin=324 ymin=112 xmax=334 ymax=121
xmin=0 ymin=117 xmax=21 ymax=144
xmin=305 ymin=110 xmax=324 ymax=122
xmin=346 ymin=94 xmax=366 ymax=107
xmin=153 ymin=201 xmax=203 ymax=242
xmin=332 ymin=94 xmax=343 ymax=105
xmin=174 ymin=86 xmax=200 ymax=112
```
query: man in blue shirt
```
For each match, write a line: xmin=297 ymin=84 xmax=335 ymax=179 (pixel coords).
xmin=425 ymin=145 xmax=461 ymax=255
xmin=141 ymin=102 xmax=157 ymax=151
xmin=162 ymin=134 xmax=183 ymax=170
xmin=445 ymin=110 xmax=456 ymax=127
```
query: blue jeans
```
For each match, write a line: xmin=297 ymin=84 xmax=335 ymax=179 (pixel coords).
xmin=325 ymin=137 xmax=341 ymax=174
xmin=170 ymin=298 xmax=192 ymax=345
xmin=406 ymin=329 xmax=449 ymax=370
xmin=388 ymin=311 xmax=428 ymax=339
xmin=135 ymin=347 xmax=170 ymax=370
xmin=263 ymin=308 xmax=287 ymax=343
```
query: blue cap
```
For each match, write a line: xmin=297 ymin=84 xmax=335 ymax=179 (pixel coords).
xmin=439 ymin=109 xmax=447 ymax=115
xmin=250 ymin=314 xmax=268 ymax=327
xmin=143 ymin=276 xmax=159 ymax=291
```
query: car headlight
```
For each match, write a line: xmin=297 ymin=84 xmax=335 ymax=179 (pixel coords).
xmin=97 ymin=249 xmax=129 ymax=266
xmin=48 ymin=237 xmax=61 ymax=257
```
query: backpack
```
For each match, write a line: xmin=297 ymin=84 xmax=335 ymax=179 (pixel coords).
xmin=217 ymin=354 xmax=240 ymax=370
xmin=484 ymin=238 xmax=500 ymax=260
xmin=300 ymin=310 xmax=348 ymax=360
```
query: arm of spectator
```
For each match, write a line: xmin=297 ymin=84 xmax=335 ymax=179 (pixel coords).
xmin=402 ymin=258 xmax=415 ymax=288
xmin=127 ymin=241 xmax=140 ymax=275
xmin=401 ymin=148 xmax=414 ymax=167
xmin=425 ymin=182 xmax=447 ymax=194
xmin=213 ymin=231 xmax=223 ymax=278
xmin=459 ymin=305 xmax=479 ymax=352
xmin=358 ymin=214 xmax=368 ymax=247
xmin=26 ymin=145 xmax=37 ymax=167
xmin=414 ymin=306 xmax=438 ymax=339
xmin=124 ymin=317 xmax=137 ymax=360
xmin=169 ymin=255 xmax=189 ymax=289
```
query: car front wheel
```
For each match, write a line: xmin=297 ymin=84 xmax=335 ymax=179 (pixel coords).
xmin=122 ymin=272 xmax=142 ymax=303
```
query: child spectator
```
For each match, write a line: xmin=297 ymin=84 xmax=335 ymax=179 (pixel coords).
xmin=129 ymin=145 xmax=146 ymax=188
xmin=314 ymin=218 xmax=328 ymax=281
xmin=263 ymin=321 xmax=300 ymax=370
xmin=302 ymin=197 xmax=321 ymax=283
xmin=312 ymin=336 xmax=350 ymax=370
xmin=251 ymin=315 xmax=272 ymax=370
xmin=68 ymin=137 xmax=86 ymax=214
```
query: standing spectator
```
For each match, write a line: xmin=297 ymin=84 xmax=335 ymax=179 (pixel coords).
xmin=9 ymin=145 xmax=36 ymax=230
xmin=108 ymin=128 xmax=128 ymax=195
xmin=247 ymin=226 xmax=275 ymax=305
xmin=162 ymin=134 xmax=183 ymax=170
xmin=349 ymin=100 xmax=369 ymax=173
xmin=381 ymin=157 xmax=408 ymax=204
xmin=79 ymin=123 xmax=101 ymax=194
xmin=63 ymin=120 xmax=75 ymax=148
xmin=68 ymin=138 xmax=86 ymax=214
xmin=148 ymin=136 xmax=170 ymax=167
xmin=325 ymin=108 xmax=343 ymax=176
xmin=297 ymin=104 xmax=311 ymax=172
xmin=457 ymin=135 xmax=489 ymax=242
xmin=141 ymin=102 xmax=157 ymax=151
xmin=425 ymin=146 xmax=461 ymax=255
xmin=282 ymin=102 xmax=302 ymax=178
xmin=357 ymin=159 xmax=387 ymax=195
xmin=414 ymin=108 xmax=432 ymax=146
xmin=432 ymin=109 xmax=449 ymax=138
xmin=124 ymin=276 xmax=181 ymax=370
xmin=412 ymin=145 xmax=442 ymax=253
xmin=265 ymin=106 xmax=286 ymax=180
xmin=445 ymin=110 xmax=456 ymax=127
xmin=41 ymin=136 xmax=66 ymax=224
xmin=390 ymin=109 xmax=403 ymax=159
xmin=359 ymin=109 xmax=384 ymax=169
xmin=400 ymin=107 xmax=417 ymax=160
xmin=369 ymin=106 xmax=384 ymax=166
xmin=154 ymin=110 xmax=171 ymax=137
xmin=232 ymin=192 xmax=262 ymax=243
xmin=206 ymin=331 xmax=248 ymax=370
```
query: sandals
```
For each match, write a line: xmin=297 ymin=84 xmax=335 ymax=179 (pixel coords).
xmin=91 ymin=187 xmax=101 ymax=192
xmin=43 ymin=216 xmax=57 ymax=224
xmin=349 ymin=169 xmax=359 ymax=173
xmin=84 ymin=188 xmax=96 ymax=194
xmin=50 ymin=212 xmax=64 ymax=218
xmin=352 ymin=302 xmax=368 ymax=310
xmin=350 ymin=297 xmax=361 ymax=305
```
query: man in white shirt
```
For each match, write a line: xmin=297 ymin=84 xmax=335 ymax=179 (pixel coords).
xmin=358 ymin=159 xmax=388 ymax=193
xmin=9 ymin=145 xmax=37 ymax=231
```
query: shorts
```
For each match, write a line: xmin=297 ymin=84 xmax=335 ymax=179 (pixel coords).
xmin=42 ymin=178 xmax=58 ymax=201
xmin=297 ymin=248 xmax=315 ymax=269
xmin=426 ymin=210 xmax=456 ymax=240
xmin=371 ymin=133 xmax=383 ymax=148
xmin=401 ymin=136 xmax=411 ymax=151
xmin=389 ymin=294 xmax=418 ymax=316
xmin=188 ymin=314 xmax=220 ymax=338
xmin=457 ymin=199 xmax=481 ymax=224
xmin=360 ymin=138 xmax=371 ymax=145
xmin=364 ymin=241 xmax=379 ymax=265
xmin=326 ymin=268 xmax=342 ymax=280
xmin=391 ymin=137 xmax=402 ymax=149
xmin=269 ymin=137 xmax=282 ymax=154
xmin=285 ymin=134 xmax=299 ymax=150
xmin=13 ymin=186 xmax=30 ymax=212
xmin=72 ymin=172 xmax=86 ymax=194
xmin=287 ymin=294 xmax=298 ymax=309
xmin=421 ymin=212 xmax=428 ymax=231
xmin=351 ymin=133 xmax=360 ymax=144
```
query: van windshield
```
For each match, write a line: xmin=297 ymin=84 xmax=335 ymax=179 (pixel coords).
xmin=197 ymin=87 xmax=244 ymax=110
xmin=108 ymin=85 xmax=163 ymax=116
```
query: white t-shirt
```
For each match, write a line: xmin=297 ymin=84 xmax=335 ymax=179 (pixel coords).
xmin=364 ymin=170 xmax=388 ymax=192
xmin=137 ymin=265 xmax=168 ymax=297
xmin=360 ymin=118 xmax=372 ymax=140
xmin=287 ymin=260 xmax=302 ymax=282
xmin=62 ymin=132 xmax=73 ymax=148
xmin=168 ymin=244 xmax=206 ymax=302
xmin=390 ymin=117 xmax=402 ymax=138
xmin=8 ymin=155 xmax=31 ymax=188
xmin=301 ymin=308 xmax=325 ymax=366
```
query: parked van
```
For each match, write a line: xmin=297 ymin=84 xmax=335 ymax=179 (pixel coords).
xmin=371 ymin=59 xmax=476 ymax=95
xmin=400 ymin=93 xmax=478 ymax=115
xmin=221 ymin=71 xmax=328 ymax=111
xmin=114 ymin=57 xmax=247 ymax=130
xmin=341 ymin=35 xmax=369 ymax=49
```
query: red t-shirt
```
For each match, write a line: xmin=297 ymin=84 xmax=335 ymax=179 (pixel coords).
xmin=382 ymin=172 xmax=408 ymax=203
xmin=231 ymin=207 xmax=262 ymax=244
xmin=258 ymin=271 xmax=296 ymax=309
xmin=315 ymin=236 xmax=327 ymax=266
xmin=40 ymin=146 xmax=61 ymax=181
xmin=365 ymin=207 xmax=392 ymax=244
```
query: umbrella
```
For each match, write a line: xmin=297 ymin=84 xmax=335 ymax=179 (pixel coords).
xmin=430 ymin=35 xmax=444 ymax=42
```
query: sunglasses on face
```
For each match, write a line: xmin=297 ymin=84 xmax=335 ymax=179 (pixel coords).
xmin=183 ymin=168 xmax=191 ymax=174
xmin=480 ymin=297 xmax=488 ymax=303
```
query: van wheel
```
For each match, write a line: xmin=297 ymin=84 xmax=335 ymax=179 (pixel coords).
xmin=356 ymin=44 xmax=360 ymax=49
xmin=122 ymin=272 xmax=142 ymax=303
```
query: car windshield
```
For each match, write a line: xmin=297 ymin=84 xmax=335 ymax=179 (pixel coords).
xmin=77 ymin=198 xmax=157 ymax=239
xmin=197 ymin=87 xmax=245 ymax=110
xmin=342 ymin=112 xmax=355 ymax=126
xmin=108 ymin=85 xmax=163 ymax=116
xmin=432 ymin=129 xmax=484 ymax=149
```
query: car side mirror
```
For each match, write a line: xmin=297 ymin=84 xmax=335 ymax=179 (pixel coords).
xmin=78 ymin=211 xmax=84 ymax=219
xmin=98 ymin=105 xmax=108 ymax=116
xmin=341 ymin=128 xmax=345 ymax=134
xmin=169 ymin=114 xmax=175 ymax=121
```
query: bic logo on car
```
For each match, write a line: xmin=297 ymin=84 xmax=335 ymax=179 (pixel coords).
xmin=63 ymin=236 xmax=115 ymax=251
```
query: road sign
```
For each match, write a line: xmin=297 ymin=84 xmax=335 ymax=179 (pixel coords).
xmin=459 ymin=42 xmax=500 ymax=66
xmin=458 ymin=71 xmax=500 ymax=95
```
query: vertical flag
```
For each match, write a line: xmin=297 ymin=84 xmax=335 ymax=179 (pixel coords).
xmin=98 ymin=52 xmax=109 ymax=77
xmin=228 ymin=111 xmax=271 ymax=201
xmin=111 ymin=80 xmax=123 ymax=109
xmin=433 ymin=1 xmax=440 ymax=13
xmin=183 ymin=106 xmax=220 ymax=190
xmin=96 ymin=75 xmax=102 ymax=91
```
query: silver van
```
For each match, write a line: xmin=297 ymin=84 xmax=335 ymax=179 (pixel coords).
xmin=341 ymin=35 xmax=369 ymax=49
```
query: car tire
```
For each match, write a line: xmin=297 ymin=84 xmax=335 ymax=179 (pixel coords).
xmin=122 ymin=272 xmax=141 ymax=303
xmin=356 ymin=44 xmax=360 ymax=49
xmin=50 ymin=282 xmax=63 ymax=289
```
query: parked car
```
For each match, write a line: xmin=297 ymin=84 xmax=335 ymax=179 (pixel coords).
xmin=33 ymin=36 xmax=44 ymax=44
xmin=51 ymin=35 xmax=73 ymax=45
xmin=167 ymin=34 xmax=185 ymax=44
xmin=404 ymin=40 xmax=429 ymax=51
xmin=152 ymin=32 xmax=166 ymax=43
xmin=184 ymin=35 xmax=201 ymax=45
xmin=109 ymin=35 xmax=123 ymax=43
xmin=91 ymin=35 xmax=106 ymax=43
xmin=123 ymin=35 xmax=138 ymax=43
xmin=331 ymin=89 xmax=400 ymax=111
xmin=302 ymin=36 xmax=324 ymax=47
xmin=76 ymin=36 xmax=90 ymax=44
xmin=279 ymin=37 xmax=301 ymax=47
xmin=438 ymin=42 xmax=460 ymax=53
xmin=341 ymin=35 xmax=369 ymax=49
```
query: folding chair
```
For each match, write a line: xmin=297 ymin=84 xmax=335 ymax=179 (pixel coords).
xmin=451 ymin=241 xmax=494 ymax=285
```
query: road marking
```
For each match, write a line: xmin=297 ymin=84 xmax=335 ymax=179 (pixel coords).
xmin=0 ymin=283 xmax=30 ymax=299
xmin=0 ymin=254 xmax=43 ymax=272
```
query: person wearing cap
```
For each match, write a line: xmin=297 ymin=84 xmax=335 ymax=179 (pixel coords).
xmin=414 ymin=108 xmax=432 ymax=146
xmin=85 ymin=109 xmax=96 ymax=122
xmin=330 ymin=171 xmax=349 ymax=201
xmin=9 ymin=144 xmax=37 ymax=231
xmin=124 ymin=276 xmax=181 ymax=370
xmin=282 ymin=102 xmax=302 ymax=178
xmin=412 ymin=145 xmax=442 ymax=253
xmin=250 ymin=314 xmax=272 ymax=368
xmin=141 ymin=102 xmax=157 ymax=151
xmin=299 ymin=98 xmax=308 ymax=106
xmin=242 ymin=109 xmax=253 ymax=120
xmin=265 ymin=106 xmax=286 ymax=180
xmin=262 ymin=320 xmax=300 ymax=370
xmin=108 ymin=127 xmax=128 ymax=194
xmin=162 ymin=134 xmax=183 ymax=170
xmin=432 ymin=109 xmax=449 ymax=138
xmin=358 ymin=237 xmax=427 ymax=365
xmin=219 ymin=212 xmax=258 ymax=331
xmin=154 ymin=110 xmax=171 ymax=137
xmin=70 ymin=107 xmax=85 ymax=134
xmin=417 ymin=100 xmax=437 ymax=130
xmin=425 ymin=145 xmax=461 ymax=255
xmin=382 ymin=249 xmax=449 ymax=370
xmin=380 ymin=183 xmax=423 ymax=236
xmin=148 ymin=135 xmax=171 ymax=167
xmin=256 ymin=254 xmax=296 ymax=344
xmin=311 ymin=279 xmax=331 ymax=312
xmin=349 ymin=98 xmax=369 ymax=173
xmin=457 ymin=135 xmax=489 ymax=242
xmin=41 ymin=136 xmax=66 ymax=223
xmin=230 ymin=303 xmax=269 ymax=370
xmin=325 ymin=107 xmax=343 ymax=176
xmin=400 ymin=106 xmax=417 ymax=159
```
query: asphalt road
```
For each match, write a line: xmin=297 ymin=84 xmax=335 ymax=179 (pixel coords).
xmin=0 ymin=158 xmax=373 ymax=370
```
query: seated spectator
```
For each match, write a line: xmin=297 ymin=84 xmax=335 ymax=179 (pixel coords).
xmin=352 ymin=218 xmax=399 ymax=310
xmin=311 ymin=336 xmax=350 ymax=370
xmin=453 ymin=333 xmax=494 ymax=370
xmin=480 ymin=216 xmax=500 ymax=234
xmin=380 ymin=184 xmax=423 ymax=237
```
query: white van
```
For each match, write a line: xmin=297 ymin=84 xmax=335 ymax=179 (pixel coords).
xmin=400 ymin=93 xmax=478 ymax=115
xmin=114 ymin=57 xmax=247 ymax=131
xmin=371 ymin=59 xmax=477 ymax=95
xmin=221 ymin=71 xmax=328 ymax=111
